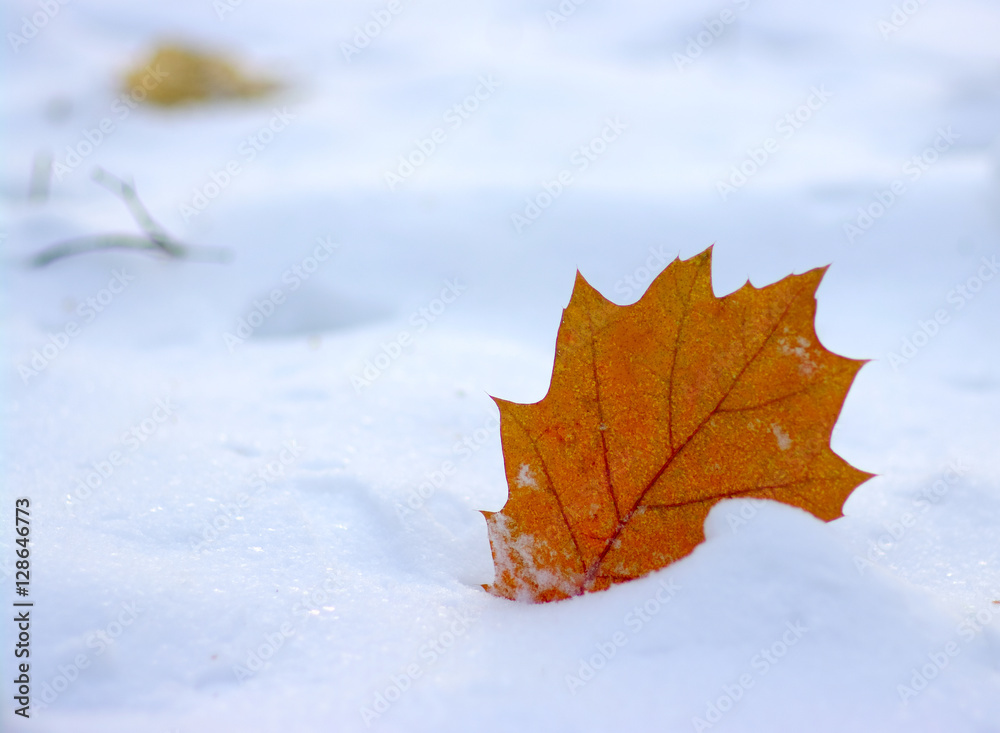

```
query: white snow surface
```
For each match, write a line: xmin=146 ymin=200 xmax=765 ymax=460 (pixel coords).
xmin=2 ymin=0 xmax=1000 ymax=731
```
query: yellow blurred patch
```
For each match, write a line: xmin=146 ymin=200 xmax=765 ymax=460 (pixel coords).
xmin=123 ymin=43 xmax=281 ymax=107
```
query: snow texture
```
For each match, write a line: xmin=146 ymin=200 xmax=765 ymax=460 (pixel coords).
xmin=2 ymin=0 xmax=999 ymax=731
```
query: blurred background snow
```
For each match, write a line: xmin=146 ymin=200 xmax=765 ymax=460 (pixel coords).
xmin=1 ymin=1 xmax=999 ymax=731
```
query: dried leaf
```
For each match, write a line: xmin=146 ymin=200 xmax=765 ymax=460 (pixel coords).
xmin=123 ymin=44 xmax=281 ymax=107
xmin=483 ymin=246 xmax=871 ymax=602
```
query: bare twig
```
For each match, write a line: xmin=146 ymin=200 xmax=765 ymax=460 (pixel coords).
xmin=30 ymin=167 xmax=232 ymax=267
xmin=28 ymin=150 xmax=53 ymax=203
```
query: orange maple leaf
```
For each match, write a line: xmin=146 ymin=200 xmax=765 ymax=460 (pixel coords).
xmin=483 ymin=246 xmax=872 ymax=603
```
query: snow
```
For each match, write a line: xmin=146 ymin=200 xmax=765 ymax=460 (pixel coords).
xmin=2 ymin=0 xmax=999 ymax=731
